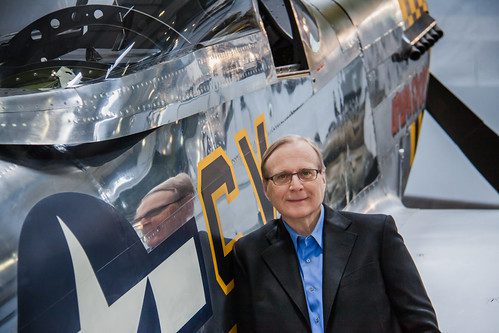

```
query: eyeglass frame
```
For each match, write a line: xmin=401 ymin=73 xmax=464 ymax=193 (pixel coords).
xmin=265 ymin=168 xmax=323 ymax=186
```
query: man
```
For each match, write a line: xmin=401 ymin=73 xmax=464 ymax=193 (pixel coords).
xmin=134 ymin=173 xmax=194 ymax=249
xmin=232 ymin=135 xmax=439 ymax=332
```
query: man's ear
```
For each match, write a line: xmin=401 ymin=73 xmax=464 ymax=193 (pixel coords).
xmin=262 ymin=179 xmax=270 ymax=200
xmin=321 ymin=168 xmax=326 ymax=184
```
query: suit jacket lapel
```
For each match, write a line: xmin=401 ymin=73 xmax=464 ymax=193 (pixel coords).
xmin=323 ymin=207 xmax=357 ymax=327
xmin=261 ymin=221 xmax=310 ymax=326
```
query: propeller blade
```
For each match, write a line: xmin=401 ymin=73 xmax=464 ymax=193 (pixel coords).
xmin=426 ymin=73 xmax=499 ymax=191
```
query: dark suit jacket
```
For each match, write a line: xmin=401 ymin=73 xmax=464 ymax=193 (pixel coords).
xmin=232 ymin=205 xmax=439 ymax=332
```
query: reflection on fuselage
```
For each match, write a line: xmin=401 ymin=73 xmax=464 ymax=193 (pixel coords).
xmin=134 ymin=173 xmax=195 ymax=250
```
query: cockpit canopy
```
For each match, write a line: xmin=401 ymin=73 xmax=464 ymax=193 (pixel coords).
xmin=0 ymin=0 xmax=253 ymax=89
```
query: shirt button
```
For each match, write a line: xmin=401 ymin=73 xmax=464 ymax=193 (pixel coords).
xmin=306 ymin=258 xmax=311 ymax=263
xmin=309 ymin=287 xmax=315 ymax=292
xmin=315 ymin=317 xmax=319 ymax=323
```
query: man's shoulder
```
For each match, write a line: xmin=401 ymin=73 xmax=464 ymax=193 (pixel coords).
xmin=327 ymin=209 xmax=397 ymax=247
xmin=335 ymin=210 xmax=388 ymax=223
xmin=234 ymin=219 xmax=279 ymax=253
xmin=330 ymin=208 xmax=391 ymax=232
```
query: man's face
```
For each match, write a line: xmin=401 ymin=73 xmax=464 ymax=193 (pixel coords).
xmin=263 ymin=141 xmax=326 ymax=223
xmin=135 ymin=189 xmax=193 ymax=249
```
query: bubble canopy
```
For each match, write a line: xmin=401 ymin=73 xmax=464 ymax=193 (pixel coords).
xmin=0 ymin=0 xmax=245 ymax=89
xmin=0 ymin=0 xmax=272 ymax=144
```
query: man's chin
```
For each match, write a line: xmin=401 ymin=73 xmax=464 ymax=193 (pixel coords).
xmin=142 ymin=228 xmax=168 ymax=248
xmin=281 ymin=206 xmax=321 ymax=220
xmin=282 ymin=210 xmax=311 ymax=221
xmin=144 ymin=235 xmax=161 ymax=248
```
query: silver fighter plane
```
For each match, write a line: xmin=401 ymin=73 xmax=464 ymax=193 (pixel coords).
xmin=0 ymin=0 xmax=496 ymax=332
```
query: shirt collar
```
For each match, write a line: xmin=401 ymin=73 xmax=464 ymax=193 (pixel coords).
xmin=283 ymin=204 xmax=324 ymax=250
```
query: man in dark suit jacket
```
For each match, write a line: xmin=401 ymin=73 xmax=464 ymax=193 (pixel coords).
xmin=233 ymin=135 xmax=439 ymax=332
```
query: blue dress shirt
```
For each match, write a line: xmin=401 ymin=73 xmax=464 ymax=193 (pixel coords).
xmin=283 ymin=205 xmax=324 ymax=333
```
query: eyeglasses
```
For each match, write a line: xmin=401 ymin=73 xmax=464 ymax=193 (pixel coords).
xmin=266 ymin=168 xmax=321 ymax=186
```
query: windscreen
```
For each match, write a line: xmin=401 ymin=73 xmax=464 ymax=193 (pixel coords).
xmin=0 ymin=0 xmax=240 ymax=89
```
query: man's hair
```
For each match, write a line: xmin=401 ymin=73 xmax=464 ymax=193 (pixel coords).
xmin=260 ymin=135 xmax=325 ymax=178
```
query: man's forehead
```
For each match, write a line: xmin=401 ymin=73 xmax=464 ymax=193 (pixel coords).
xmin=269 ymin=141 xmax=318 ymax=161
xmin=267 ymin=146 xmax=319 ymax=173
xmin=136 ymin=189 xmax=176 ymax=216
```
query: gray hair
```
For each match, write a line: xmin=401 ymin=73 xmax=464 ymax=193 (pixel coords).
xmin=260 ymin=135 xmax=325 ymax=178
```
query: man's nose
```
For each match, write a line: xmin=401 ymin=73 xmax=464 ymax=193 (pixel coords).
xmin=136 ymin=217 xmax=151 ymax=227
xmin=289 ymin=174 xmax=303 ymax=189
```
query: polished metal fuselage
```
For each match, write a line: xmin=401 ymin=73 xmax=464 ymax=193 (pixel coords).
xmin=0 ymin=0 xmax=431 ymax=331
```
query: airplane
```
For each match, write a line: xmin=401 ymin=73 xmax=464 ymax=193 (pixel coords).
xmin=0 ymin=0 xmax=496 ymax=332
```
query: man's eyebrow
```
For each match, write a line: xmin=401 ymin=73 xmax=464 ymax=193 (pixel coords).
xmin=134 ymin=197 xmax=182 ymax=222
xmin=272 ymin=167 xmax=317 ymax=174
xmin=146 ymin=187 xmax=176 ymax=197
xmin=134 ymin=189 xmax=177 ymax=221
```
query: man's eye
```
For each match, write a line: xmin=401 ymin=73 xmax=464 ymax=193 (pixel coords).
xmin=300 ymin=169 xmax=312 ymax=177
xmin=275 ymin=173 xmax=289 ymax=181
